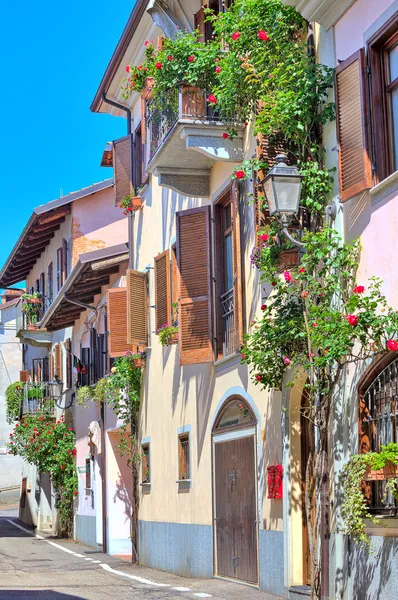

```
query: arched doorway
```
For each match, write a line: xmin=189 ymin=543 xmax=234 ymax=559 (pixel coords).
xmin=212 ymin=397 xmax=258 ymax=585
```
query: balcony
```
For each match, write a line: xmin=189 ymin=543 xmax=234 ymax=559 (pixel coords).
xmin=145 ymin=86 xmax=245 ymax=197
xmin=21 ymin=383 xmax=57 ymax=418
xmin=16 ymin=311 xmax=52 ymax=348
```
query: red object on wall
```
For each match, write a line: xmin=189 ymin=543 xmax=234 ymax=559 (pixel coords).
xmin=267 ymin=464 xmax=283 ymax=499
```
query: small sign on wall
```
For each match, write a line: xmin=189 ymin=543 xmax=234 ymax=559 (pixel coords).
xmin=267 ymin=464 xmax=283 ymax=499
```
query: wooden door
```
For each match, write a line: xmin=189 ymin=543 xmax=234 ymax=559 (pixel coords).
xmin=301 ymin=408 xmax=311 ymax=585
xmin=214 ymin=435 xmax=258 ymax=584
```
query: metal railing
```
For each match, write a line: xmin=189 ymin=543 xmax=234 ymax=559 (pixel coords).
xmin=22 ymin=382 xmax=56 ymax=417
xmin=220 ymin=288 xmax=235 ymax=357
xmin=146 ymin=85 xmax=232 ymax=164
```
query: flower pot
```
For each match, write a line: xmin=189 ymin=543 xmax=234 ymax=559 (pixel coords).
xmin=276 ymin=248 xmax=300 ymax=271
xmin=27 ymin=324 xmax=38 ymax=331
xmin=364 ymin=461 xmax=398 ymax=481
xmin=169 ymin=332 xmax=179 ymax=345
xmin=133 ymin=358 xmax=144 ymax=368
xmin=28 ymin=298 xmax=42 ymax=305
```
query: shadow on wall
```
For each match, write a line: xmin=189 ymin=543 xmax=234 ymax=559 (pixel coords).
xmin=262 ymin=388 xmax=283 ymax=528
xmin=109 ymin=432 xmax=133 ymax=529
xmin=348 ymin=536 xmax=398 ymax=600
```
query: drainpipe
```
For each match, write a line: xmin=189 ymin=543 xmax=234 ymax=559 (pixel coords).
xmin=101 ymin=93 xmax=135 ymax=269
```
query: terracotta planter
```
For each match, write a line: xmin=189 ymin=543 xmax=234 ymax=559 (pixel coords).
xmin=169 ymin=332 xmax=179 ymax=345
xmin=27 ymin=298 xmax=42 ymax=305
xmin=27 ymin=324 xmax=38 ymax=331
xmin=133 ymin=357 xmax=144 ymax=368
xmin=130 ymin=196 xmax=143 ymax=211
xmin=276 ymin=248 xmax=300 ymax=270
xmin=364 ymin=461 xmax=398 ymax=481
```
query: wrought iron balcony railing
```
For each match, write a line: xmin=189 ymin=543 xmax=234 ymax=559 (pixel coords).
xmin=146 ymin=86 xmax=232 ymax=166
xmin=21 ymin=382 xmax=57 ymax=418
xmin=221 ymin=288 xmax=235 ymax=358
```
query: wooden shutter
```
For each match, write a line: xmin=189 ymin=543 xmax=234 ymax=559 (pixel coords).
xmin=194 ymin=7 xmax=206 ymax=42
xmin=56 ymin=247 xmax=62 ymax=291
xmin=49 ymin=354 xmax=54 ymax=381
xmin=335 ymin=49 xmax=372 ymax=202
xmin=113 ymin=136 xmax=132 ymax=205
xmin=48 ymin=262 xmax=53 ymax=302
xmin=126 ymin=270 xmax=148 ymax=348
xmin=62 ymin=239 xmax=68 ymax=285
xmin=55 ymin=344 xmax=63 ymax=382
xmin=231 ymin=181 xmax=243 ymax=350
xmin=177 ymin=206 xmax=213 ymax=365
xmin=154 ymin=250 xmax=171 ymax=331
xmin=20 ymin=370 xmax=29 ymax=383
xmin=65 ymin=339 xmax=72 ymax=389
xmin=107 ymin=288 xmax=133 ymax=358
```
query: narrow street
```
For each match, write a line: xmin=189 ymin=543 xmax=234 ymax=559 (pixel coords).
xmin=0 ymin=508 xmax=282 ymax=600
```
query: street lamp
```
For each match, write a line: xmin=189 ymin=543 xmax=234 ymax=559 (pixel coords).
xmin=49 ymin=376 xmax=64 ymax=407
xmin=261 ymin=152 xmax=336 ymax=248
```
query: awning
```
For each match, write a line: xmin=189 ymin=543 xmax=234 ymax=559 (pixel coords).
xmin=39 ymin=244 xmax=129 ymax=332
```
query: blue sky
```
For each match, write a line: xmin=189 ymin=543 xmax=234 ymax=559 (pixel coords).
xmin=0 ymin=1 xmax=133 ymax=276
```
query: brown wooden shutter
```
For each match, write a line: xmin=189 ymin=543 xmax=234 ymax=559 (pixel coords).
xmin=154 ymin=250 xmax=171 ymax=331
xmin=107 ymin=288 xmax=133 ymax=358
xmin=55 ymin=344 xmax=63 ymax=382
xmin=113 ymin=136 xmax=132 ymax=205
xmin=62 ymin=239 xmax=68 ymax=285
xmin=231 ymin=181 xmax=244 ymax=350
xmin=171 ymin=245 xmax=178 ymax=307
xmin=20 ymin=370 xmax=29 ymax=383
xmin=126 ymin=270 xmax=148 ymax=348
xmin=335 ymin=48 xmax=372 ymax=202
xmin=65 ymin=338 xmax=72 ymax=389
xmin=177 ymin=206 xmax=213 ymax=365
xmin=49 ymin=354 xmax=54 ymax=381
xmin=194 ymin=7 xmax=206 ymax=42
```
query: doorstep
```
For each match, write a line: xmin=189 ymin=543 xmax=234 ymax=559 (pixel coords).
xmin=289 ymin=586 xmax=311 ymax=600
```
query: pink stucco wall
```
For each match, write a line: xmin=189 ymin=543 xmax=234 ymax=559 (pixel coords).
xmin=334 ymin=0 xmax=395 ymax=61
xmin=71 ymin=185 xmax=127 ymax=265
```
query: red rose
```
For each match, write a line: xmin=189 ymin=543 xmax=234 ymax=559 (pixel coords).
xmin=241 ymin=353 xmax=246 ymax=359
xmin=222 ymin=132 xmax=229 ymax=139
xmin=207 ymin=93 xmax=217 ymax=104
xmin=24 ymin=423 xmax=28 ymax=427
xmin=168 ymin=55 xmax=174 ymax=61
xmin=260 ymin=233 xmax=268 ymax=242
xmin=261 ymin=304 xmax=267 ymax=311
xmin=15 ymin=423 xmax=19 ymax=427
xmin=137 ymin=65 xmax=143 ymax=71
xmin=256 ymin=374 xmax=262 ymax=382
xmin=387 ymin=339 xmax=398 ymax=352
xmin=9 ymin=433 xmax=12 ymax=437
xmin=125 ymin=65 xmax=130 ymax=73
xmin=235 ymin=170 xmax=245 ymax=179
xmin=284 ymin=271 xmax=292 ymax=283
xmin=57 ymin=420 xmax=60 ymax=424
xmin=353 ymin=285 xmax=365 ymax=294
xmin=9 ymin=441 xmax=13 ymax=445
xmin=312 ymin=323 xmax=318 ymax=328
xmin=271 ymin=281 xmax=276 ymax=286
xmin=346 ymin=314 xmax=358 ymax=326
xmin=29 ymin=437 xmax=34 ymax=442
xmin=301 ymin=291 xmax=308 ymax=299
xmin=68 ymin=427 xmax=73 ymax=431
xmin=231 ymin=32 xmax=241 ymax=41
xmin=155 ymin=62 xmax=162 ymax=69
xmin=47 ymin=430 xmax=51 ymax=435
xmin=144 ymin=40 xmax=149 ymax=46
xmin=299 ymin=267 xmax=305 ymax=273
xmin=188 ymin=55 xmax=195 ymax=62
xmin=61 ymin=465 xmax=66 ymax=470
xmin=258 ymin=30 xmax=269 ymax=41
xmin=215 ymin=66 xmax=221 ymax=74
xmin=67 ymin=450 xmax=72 ymax=454
xmin=39 ymin=417 xmax=43 ymax=421
xmin=74 ymin=491 xmax=78 ymax=496
xmin=73 ymin=449 xmax=77 ymax=456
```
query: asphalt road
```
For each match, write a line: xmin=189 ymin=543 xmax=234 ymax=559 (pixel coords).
xmin=0 ymin=508 xmax=282 ymax=600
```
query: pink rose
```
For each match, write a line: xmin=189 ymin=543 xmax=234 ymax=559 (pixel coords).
xmin=256 ymin=374 xmax=262 ymax=382
xmin=215 ymin=66 xmax=221 ymax=73
xmin=231 ymin=32 xmax=241 ymax=41
xmin=222 ymin=132 xmax=229 ymax=139
xmin=284 ymin=357 xmax=291 ymax=365
xmin=207 ymin=93 xmax=217 ymax=104
xmin=155 ymin=62 xmax=162 ymax=69
xmin=258 ymin=30 xmax=269 ymax=41
xmin=188 ymin=55 xmax=195 ymax=62
xmin=299 ymin=267 xmax=305 ymax=273
xmin=284 ymin=271 xmax=292 ymax=282
xmin=387 ymin=339 xmax=398 ymax=352
xmin=260 ymin=233 xmax=268 ymax=242
xmin=346 ymin=314 xmax=358 ymax=326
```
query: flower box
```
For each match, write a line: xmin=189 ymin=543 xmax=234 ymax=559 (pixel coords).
xmin=133 ymin=357 xmax=144 ymax=368
xmin=364 ymin=461 xmax=398 ymax=481
xmin=26 ymin=297 xmax=42 ymax=305
xmin=276 ymin=248 xmax=300 ymax=271
xmin=169 ymin=332 xmax=179 ymax=345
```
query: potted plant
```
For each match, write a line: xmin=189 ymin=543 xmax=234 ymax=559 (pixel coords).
xmin=132 ymin=351 xmax=146 ymax=368
xmin=21 ymin=292 xmax=43 ymax=328
xmin=121 ymin=190 xmax=143 ymax=215
xmin=157 ymin=324 xmax=179 ymax=346
xmin=364 ymin=461 xmax=398 ymax=481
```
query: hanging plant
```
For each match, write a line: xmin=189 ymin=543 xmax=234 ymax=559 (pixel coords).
xmin=21 ymin=292 xmax=43 ymax=326
xmin=120 ymin=192 xmax=143 ymax=215
xmin=341 ymin=443 xmax=398 ymax=550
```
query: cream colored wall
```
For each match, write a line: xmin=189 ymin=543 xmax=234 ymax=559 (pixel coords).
xmin=132 ymin=156 xmax=282 ymax=531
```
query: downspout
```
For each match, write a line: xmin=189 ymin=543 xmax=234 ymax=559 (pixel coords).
xmin=101 ymin=92 xmax=135 ymax=269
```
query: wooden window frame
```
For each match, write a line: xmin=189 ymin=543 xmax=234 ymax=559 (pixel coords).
xmin=85 ymin=457 xmax=92 ymax=490
xmin=368 ymin=13 xmax=398 ymax=183
xmin=56 ymin=247 xmax=63 ymax=292
xmin=134 ymin=121 xmax=148 ymax=190
xmin=214 ymin=189 xmax=232 ymax=360
xmin=178 ymin=433 xmax=191 ymax=481
xmin=48 ymin=262 xmax=53 ymax=305
xmin=141 ymin=443 xmax=151 ymax=484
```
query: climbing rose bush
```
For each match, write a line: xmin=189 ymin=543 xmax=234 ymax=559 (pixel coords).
xmin=7 ymin=412 xmax=78 ymax=534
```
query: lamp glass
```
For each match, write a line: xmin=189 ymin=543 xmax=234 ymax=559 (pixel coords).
xmin=271 ymin=176 xmax=302 ymax=215
xmin=263 ymin=177 xmax=277 ymax=215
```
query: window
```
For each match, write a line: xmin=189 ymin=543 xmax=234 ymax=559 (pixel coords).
xmin=368 ymin=15 xmax=398 ymax=182
xmin=171 ymin=244 xmax=178 ymax=326
xmin=213 ymin=184 xmax=243 ymax=358
xmin=39 ymin=272 xmax=45 ymax=300
xmin=142 ymin=444 xmax=150 ymax=483
xmin=35 ymin=279 xmax=40 ymax=293
xmin=79 ymin=347 xmax=91 ymax=387
xmin=85 ymin=458 xmax=92 ymax=490
xmin=56 ymin=241 xmax=68 ymax=292
xmin=178 ymin=433 xmax=190 ymax=480
xmin=32 ymin=358 xmax=49 ymax=383
xmin=135 ymin=122 xmax=147 ymax=189
xmin=213 ymin=397 xmax=256 ymax=432
xmin=48 ymin=262 xmax=53 ymax=305
xmin=195 ymin=1 xmax=233 ymax=43
xmin=359 ymin=356 xmax=398 ymax=514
